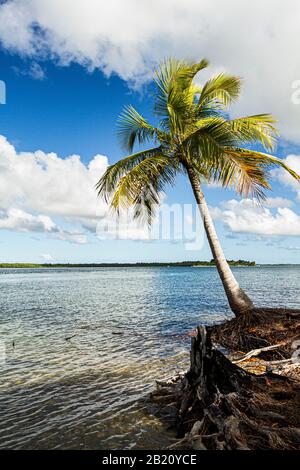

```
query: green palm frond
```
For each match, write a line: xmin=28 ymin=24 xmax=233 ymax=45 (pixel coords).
xmin=96 ymin=147 xmax=162 ymax=203
xmin=227 ymin=147 xmax=300 ymax=182
xmin=196 ymin=105 xmax=226 ymax=121
xmin=153 ymin=59 xmax=181 ymax=119
xmin=154 ymin=59 xmax=208 ymax=108
xmin=198 ymin=73 xmax=241 ymax=110
xmin=155 ymin=84 xmax=193 ymax=135
xmin=117 ymin=105 xmax=162 ymax=152
xmin=204 ymin=147 xmax=300 ymax=199
xmin=227 ymin=114 xmax=278 ymax=151
xmin=174 ymin=59 xmax=209 ymax=91
xmin=184 ymin=117 xmax=238 ymax=160
xmin=110 ymin=154 xmax=179 ymax=225
xmin=154 ymin=59 xmax=209 ymax=134
xmin=203 ymin=150 xmax=271 ymax=200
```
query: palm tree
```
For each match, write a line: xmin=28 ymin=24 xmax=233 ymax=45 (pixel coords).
xmin=96 ymin=59 xmax=300 ymax=316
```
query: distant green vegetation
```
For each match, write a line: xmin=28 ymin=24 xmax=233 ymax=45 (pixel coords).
xmin=0 ymin=263 xmax=43 ymax=268
xmin=194 ymin=259 xmax=255 ymax=267
xmin=0 ymin=260 xmax=255 ymax=268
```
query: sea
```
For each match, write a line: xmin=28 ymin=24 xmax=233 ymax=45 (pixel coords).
xmin=0 ymin=265 xmax=299 ymax=449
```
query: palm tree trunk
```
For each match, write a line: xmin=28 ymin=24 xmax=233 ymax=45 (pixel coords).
xmin=186 ymin=165 xmax=254 ymax=316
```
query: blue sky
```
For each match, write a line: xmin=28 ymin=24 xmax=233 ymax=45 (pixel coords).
xmin=1 ymin=0 xmax=300 ymax=264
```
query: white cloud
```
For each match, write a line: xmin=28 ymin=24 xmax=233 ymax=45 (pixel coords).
xmin=0 ymin=208 xmax=55 ymax=232
xmin=0 ymin=135 xmax=108 ymax=219
xmin=28 ymin=62 xmax=45 ymax=80
xmin=0 ymin=134 xmax=107 ymax=242
xmin=0 ymin=207 xmax=88 ymax=243
xmin=0 ymin=133 xmax=107 ymax=210
xmin=212 ymin=198 xmax=300 ymax=236
xmin=0 ymin=1 xmax=300 ymax=142
xmin=263 ymin=197 xmax=293 ymax=208
xmin=12 ymin=61 xmax=46 ymax=80
xmin=55 ymin=230 xmax=87 ymax=244
xmin=0 ymin=135 xmax=152 ymax=242
xmin=273 ymin=155 xmax=300 ymax=199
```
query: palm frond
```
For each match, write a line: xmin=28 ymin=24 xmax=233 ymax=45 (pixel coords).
xmin=153 ymin=59 xmax=179 ymax=119
xmin=154 ymin=59 xmax=208 ymax=134
xmin=117 ymin=105 xmax=161 ymax=152
xmin=227 ymin=147 xmax=300 ymax=182
xmin=204 ymin=151 xmax=271 ymax=200
xmin=227 ymin=114 xmax=278 ymax=151
xmin=198 ymin=73 xmax=241 ymax=110
xmin=175 ymin=59 xmax=209 ymax=91
xmin=204 ymin=147 xmax=300 ymax=200
xmin=184 ymin=117 xmax=238 ymax=160
xmin=110 ymin=154 xmax=180 ymax=225
xmin=96 ymin=147 xmax=162 ymax=203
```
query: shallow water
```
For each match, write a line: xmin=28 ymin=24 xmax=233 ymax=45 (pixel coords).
xmin=0 ymin=266 xmax=299 ymax=449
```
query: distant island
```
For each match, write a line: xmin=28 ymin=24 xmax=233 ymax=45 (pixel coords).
xmin=0 ymin=259 xmax=255 ymax=268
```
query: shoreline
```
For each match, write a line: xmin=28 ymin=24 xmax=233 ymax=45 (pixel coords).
xmin=2 ymin=261 xmax=292 ymax=269
xmin=1 ymin=262 xmax=300 ymax=269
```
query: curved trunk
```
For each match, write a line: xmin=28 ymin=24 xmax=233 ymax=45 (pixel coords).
xmin=186 ymin=166 xmax=254 ymax=316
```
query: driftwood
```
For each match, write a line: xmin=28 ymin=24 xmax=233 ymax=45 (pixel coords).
xmin=151 ymin=326 xmax=300 ymax=450
xmin=233 ymin=342 xmax=287 ymax=363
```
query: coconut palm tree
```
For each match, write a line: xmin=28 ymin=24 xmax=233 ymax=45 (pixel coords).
xmin=96 ymin=59 xmax=300 ymax=316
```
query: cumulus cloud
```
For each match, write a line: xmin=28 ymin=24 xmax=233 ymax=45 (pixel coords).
xmin=212 ymin=198 xmax=300 ymax=236
xmin=0 ymin=134 xmax=105 ymax=208
xmin=0 ymin=1 xmax=300 ymax=142
xmin=0 ymin=208 xmax=55 ymax=232
xmin=0 ymin=135 xmax=153 ymax=242
xmin=273 ymin=155 xmax=300 ymax=199
xmin=263 ymin=197 xmax=294 ymax=209
xmin=0 ymin=135 xmax=108 ymax=218
xmin=0 ymin=134 xmax=108 ymax=242
xmin=0 ymin=207 xmax=88 ymax=243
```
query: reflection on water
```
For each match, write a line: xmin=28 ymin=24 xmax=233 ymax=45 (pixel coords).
xmin=0 ymin=266 xmax=299 ymax=449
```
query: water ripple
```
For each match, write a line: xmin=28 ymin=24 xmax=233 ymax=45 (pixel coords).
xmin=0 ymin=266 xmax=299 ymax=448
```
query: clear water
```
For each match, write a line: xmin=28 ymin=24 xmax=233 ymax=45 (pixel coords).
xmin=0 ymin=266 xmax=299 ymax=449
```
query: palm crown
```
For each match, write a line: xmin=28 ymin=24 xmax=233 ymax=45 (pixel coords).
xmin=96 ymin=58 xmax=299 ymax=224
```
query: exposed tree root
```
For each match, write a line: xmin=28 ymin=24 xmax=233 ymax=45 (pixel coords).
xmin=150 ymin=326 xmax=300 ymax=450
xmin=210 ymin=307 xmax=300 ymax=357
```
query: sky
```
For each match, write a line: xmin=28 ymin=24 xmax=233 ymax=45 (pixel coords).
xmin=0 ymin=0 xmax=300 ymax=264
